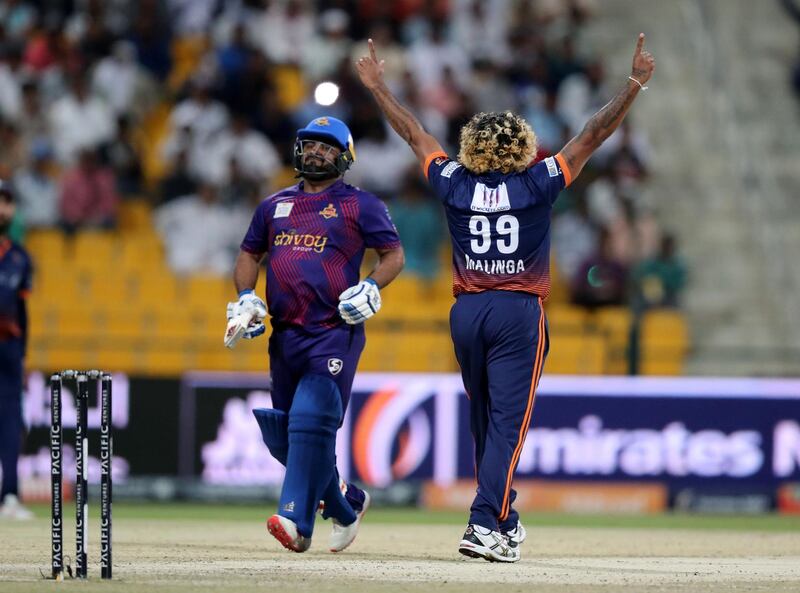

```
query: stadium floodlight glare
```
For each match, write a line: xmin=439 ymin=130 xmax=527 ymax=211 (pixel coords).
xmin=314 ymin=82 xmax=339 ymax=106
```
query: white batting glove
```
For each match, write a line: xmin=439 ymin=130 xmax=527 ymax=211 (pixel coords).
xmin=338 ymin=279 xmax=381 ymax=325
xmin=224 ymin=293 xmax=267 ymax=349
xmin=233 ymin=289 xmax=267 ymax=320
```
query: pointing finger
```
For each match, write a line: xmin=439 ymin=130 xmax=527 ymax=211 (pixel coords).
xmin=368 ymin=38 xmax=377 ymax=62
xmin=635 ymin=33 xmax=645 ymax=54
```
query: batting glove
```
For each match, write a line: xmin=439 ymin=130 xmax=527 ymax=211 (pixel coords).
xmin=233 ymin=289 xmax=267 ymax=320
xmin=224 ymin=300 xmax=266 ymax=349
xmin=338 ymin=278 xmax=381 ymax=325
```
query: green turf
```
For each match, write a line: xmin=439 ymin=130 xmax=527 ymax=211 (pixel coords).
xmin=27 ymin=502 xmax=800 ymax=531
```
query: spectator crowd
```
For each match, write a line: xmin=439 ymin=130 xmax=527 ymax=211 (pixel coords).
xmin=0 ymin=0 xmax=685 ymax=309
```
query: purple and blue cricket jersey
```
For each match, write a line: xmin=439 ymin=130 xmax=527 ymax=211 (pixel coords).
xmin=0 ymin=238 xmax=31 ymax=500
xmin=424 ymin=149 xmax=573 ymax=532
xmin=240 ymin=179 xmax=400 ymax=412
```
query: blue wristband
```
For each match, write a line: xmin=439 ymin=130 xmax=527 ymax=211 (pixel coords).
xmin=238 ymin=289 xmax=255 ymax=298
xmin=364 ymin=278 xmax=378 ymax=288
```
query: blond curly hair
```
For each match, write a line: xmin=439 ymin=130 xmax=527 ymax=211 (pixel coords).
xmin=458 ymin=111 xmax=538 ymax=175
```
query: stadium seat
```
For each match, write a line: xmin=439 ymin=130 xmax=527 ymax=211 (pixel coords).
xmin=546 ymin=334 xmax=607 ymax=374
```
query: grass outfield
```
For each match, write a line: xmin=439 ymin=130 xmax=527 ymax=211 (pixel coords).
xmin=25 ymin=501 xmax=800 ymax=531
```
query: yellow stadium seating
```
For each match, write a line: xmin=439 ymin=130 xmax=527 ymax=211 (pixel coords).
xmin=640 ymin=309 xmax=690 ymax=375
xmin=23 ymin=212 xmax=690 ymax=377
xmin=546 ymin=334 xmax=607 ymax=375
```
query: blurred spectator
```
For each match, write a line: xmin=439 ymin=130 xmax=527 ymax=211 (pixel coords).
xmin=470 ymin=59 xmax=516 ymax=114
xmin=167 ymin=79 xmax=229 ymax=152
xmin=423 ymin=65 xmax=465 ymax=120
xmin=92 ymin=40 xmax=158 ymax=119
xmin=389 ymin=176 xmax=442 ymax=282
xmin=59 ymin=148 xmax=119 ymax=233
xmin=253 ymin=87 xmax=296 ymax=163
xmin=407 ymin=20 xmax=470 ymax=92
xmin=155 ymin=183 xmax=239 ymax=275
xmin=168 ymin=0 xmax=220 ymax=37
xmin=12 ymin=140 xmax=58 ymax=228
xmin=22 ymin=22 xmax=62 ymax=72
xmin=571 ymin=228 xmax=629 ymax=308
xmin=218 ymin=157 xmax=259 ymax=206
xmin=65 ymin=0 xmax=114 ymax=64
xmin=201 ymin=112 xmax=279 ymax=186
xmin=301 ymin=8 xmax=351 ymax=82
xmin=128 ymin=0 xmax=172 ymax=82
xmin=247 ymin=0 xmax=315 ymax=64
xmin=158 ymin=147 xmax=197 ymax=204
xmin=0 ymin=45 xmax=22 ymax=119
xmin=104 ymin=115 xmax=143 ymax=196
xmin=395 ymin=69 xmax=448 ymax=142
xmin=48 ymin=74 xmax=115 ymax=164
xmin=523 ymin=89 xmax=567 ymax=154
xmin=0 ymin=119 xmax=25 ymax=179
xmin=557 ymin=59 xmax=609 ymax=133
xmin=632 ymin=234 xmax=687 ymax=308
xmin=16 ymin=80 xmax=48 ymax=151
xmin=347 ymin=118 xmax=415 ymax=196
xmin=552 ymin=194 xmax=598 ymax=284
xmin=451 ymin=0 xmax=511 ymax=65
xmin=214 ymin=22 xmax=261 ymax=111
xmin=0 ymin=0 xmax=37 ymax=41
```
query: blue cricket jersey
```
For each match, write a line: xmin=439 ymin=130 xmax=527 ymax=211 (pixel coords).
xmin=423 ymin=151 xmax=573 ymax=299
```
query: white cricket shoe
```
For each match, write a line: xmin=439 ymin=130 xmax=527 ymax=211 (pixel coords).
xmin=0 ymin=494 xmax=34 ymax=520
xmin=267 ymin=514 xmax=311 ymax=553
xmin=503 ymin=520 xmax=527 ymax=547
xmin=458 ymin=524 xmax=520 ymax=563
xmin=329 ymin=491 xmax=370 ymax=553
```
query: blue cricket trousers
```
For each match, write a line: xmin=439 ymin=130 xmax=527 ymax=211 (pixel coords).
xmin=0 ymin=339 xmax=24 ymax=499
xmin=450 ymin=291 xmax=549 ymax=532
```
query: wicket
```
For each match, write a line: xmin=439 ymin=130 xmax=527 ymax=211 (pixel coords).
xmin=50 ymin=370 xmax=113 ymax=580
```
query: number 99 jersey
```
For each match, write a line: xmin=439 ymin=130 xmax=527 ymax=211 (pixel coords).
xmin=423 ymin=151 xmax=573 ymax=299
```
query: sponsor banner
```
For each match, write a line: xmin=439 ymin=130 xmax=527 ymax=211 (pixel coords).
xmin=671 ymin=487 xmax=774 ymax=514
xmin=18 ymin=373 xmax=180 ymax=496
xmin=777 ymin=483 xmax=800 ymax=514
xmin=345 ymin=374 xmax=800 ymax=489
xmin=16 ymin=372 xmax=800 ymax=505
xmin=422 ymin=480 xmax=667 ymax=514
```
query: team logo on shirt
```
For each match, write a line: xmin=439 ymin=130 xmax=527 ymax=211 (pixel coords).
xmin=327 ymin=358 xmax=343 ymax=375
xmin=470 ymin=182 xmax=511 ymax=213
xmin=273 ymin=230 xmax=328 ymax=253
xmin=544 ymin=156 xmax=560 ymax=178
xmin=274 ymin=202 xmax=294 ymax=218
xmin=434 ymin=156 xmax=447 ymax=166
xmin=319 ymin=203 xmax=338 ymax=219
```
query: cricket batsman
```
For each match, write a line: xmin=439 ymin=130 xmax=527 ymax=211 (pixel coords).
xmin=356 ymin=35 xmax=654 ymax=561
xmin=225 ymin=116 xmax=404 ymax=552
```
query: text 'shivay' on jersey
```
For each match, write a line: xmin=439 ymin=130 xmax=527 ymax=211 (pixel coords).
xmin=240 ymin=179 xmax=400 ymax=329
xmin=424 ymin=151 xmax=572 ymax=299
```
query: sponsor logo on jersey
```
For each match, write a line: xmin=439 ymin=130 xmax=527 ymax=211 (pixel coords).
xmin=273 ymin=230 xmax=328 ymax=253
xmin=319 ymin=203 xmax=338 ymax=219
xmin=544 ymin=156 xmax=560 ymax=178
xmin=274 ymin=202 xmax=294 ymax=218
xmin=470 ymin=182 xmax=511 ymax=213
xmin=441 ymin=161 xmax=461 ymax=178
xmin=328 ymin=358 xmax=343 ymax=375
xmin=465 ymin=254 xmax=525 ymax=274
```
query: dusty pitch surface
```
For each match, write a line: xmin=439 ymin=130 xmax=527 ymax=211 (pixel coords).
xmin=2 ymin=512 xmax=800 ymax=593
